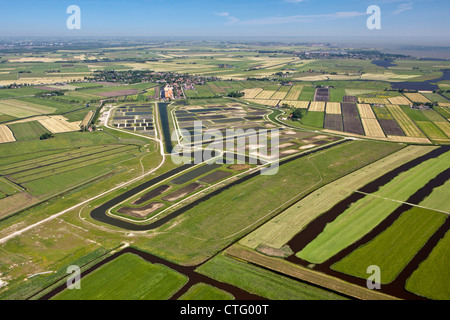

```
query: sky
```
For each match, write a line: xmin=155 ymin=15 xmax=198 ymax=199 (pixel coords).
xmin=0 ymin=0 xmax=449 ymax=44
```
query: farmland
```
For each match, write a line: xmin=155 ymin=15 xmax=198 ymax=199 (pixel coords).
xmin=0 ymin=39 xmax=449 ymax=303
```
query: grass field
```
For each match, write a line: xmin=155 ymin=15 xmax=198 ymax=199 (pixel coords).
xmin=405 ymin=229 xmax=450 ymax=300
xmin=300 ymin=111 xmax=324 ymax=128
xmin=331 ymin=207 xmax=446 ymax=284
xmin=7 ymin=121 xmax=50 ymax=141
xmin=178 ymin=283 xmax=234 ymax=300
xmin=196 ymin=254 xmax=347 ymax=300
xmin=0 ymin=99 xmax=56 ymax=118
xmin=297 ymin=150 xmax=450 ymax=264
xmin=52 ymin=253 xmax=188 ymax=300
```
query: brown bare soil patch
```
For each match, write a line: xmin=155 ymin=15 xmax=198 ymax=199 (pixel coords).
xmin=161 ymin=183 xmax=203 ymax=202
xmin=117 ymin=202 xmax=165 ymax=218
xmin=228 ymin=164 xmax=251 ymax=171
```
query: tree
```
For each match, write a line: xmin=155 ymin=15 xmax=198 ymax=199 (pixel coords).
xmin=291 ymin=108 xmax=304 ymax=120
xmin=40 ymin=132 xmax=53 ymax=140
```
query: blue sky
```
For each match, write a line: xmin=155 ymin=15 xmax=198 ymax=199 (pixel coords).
xmin=0 ymin=0 xmax=449 ymax=42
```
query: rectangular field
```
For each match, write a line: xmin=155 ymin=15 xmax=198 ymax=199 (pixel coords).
xmin=324 ymin=114 xmax=343 ymax=131
xmin=0 ymin=99 xmax=56 ymax=118
xmin=388 ymin=96 xmax=412 ymax=105
xmin=281 ymin=100 xmax=310 ymax=109
xmin=325 ymin=102 xmax=341 ymax=115
xmin=361 ymin=118 xmax=385 ymax=137
xmin=404 ymin=93 xmax=431 ymax=103
xmin=357 ymin=104 xmax=376 ymax=119
xmin=285 ymin=85 xmax=303 ymax=101
xmin=309 ymin=101 xmax=326 ymax=112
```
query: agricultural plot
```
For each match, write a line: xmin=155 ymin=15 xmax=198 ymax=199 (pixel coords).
xmin=415 ymin=121 xmax=448 ymax=140
xmin=404 ymin=93 xmax=431 ymax=103
xmin=405 ymin=229 xmax=450 ymax=300
xmin=6 ymin=121 xmax=49 ymax=141
xmin=255 ymin=90 xmax=277 ymax=100
xmin=297 ymin=150 xmax=450 ymax=264
xmin=357 ymin=104 xmax=376 ymax=119
xmin=342 ymin=103 xmax=364 ymax=135
xmin=38 ymin=116 xmax=81 ymax=133
xmin=285 ymin=85 xmax=303 ymax=101
xmin=0 ymin=125 xmax=16 ymax=143
xmin=242 ymin=88 xmax=263 ymax=99
xmin=324 ymin=114 xmax=343 ymax=131
xmin=314 ymin=88 xmax=329 ymax=102
xmin=0 ymin=99 xmax=56 ymax=118
xmin=386 ymin=105 xmax=426 ymax=137
xmin=52 ymin=253 xmax=188 ymax=300
xmin=301 ymin=111 xmax=324 ymax=128
xmin=388 ymin=96 xmax=412 ymax=105
xmin=358 ymin=97 xmax=390 ymax=104
xmin=325 ymin=102 xmax=341 ymax=115
xmin=331 ymin=207 xmax=446 ymax=284
xmin=281 ymin=101 xmax=310 ymax=109
xmin=298 ymin=86 xmax=315 ymax=101
xmin=309 ymin=101 xmax=326 ymax=112
xmin=361 ymin=118 xmax=385 ymax=137
xmin=240 ymin=145 xmax=430 ymax=251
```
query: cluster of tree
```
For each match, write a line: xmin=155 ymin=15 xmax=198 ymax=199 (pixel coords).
xmin=227 ymin=91 xmax=245 ymax=98
xmin=35 ymin=90 xmax=65 ymax=97
xmin=39 ymin=132 xmax=53 ymax=140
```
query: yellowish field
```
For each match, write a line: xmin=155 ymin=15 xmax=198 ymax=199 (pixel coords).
xmin=285 ymin=86 xmax=303 ymax=101
xmin=0 ymin=99 xmax=56 ymax=118
xmin=249 ymin=99 xmax=280 ymax=107
xmin=242 ymin=88 xmax=263 ymax=99
xmin=404 ymin=93 xmax=431 ymax=103
xmin=255 ymin=90 xmax=277 ymax=100
xmin=361 ymin=118 xmax=385 ymax=137
xmin=326 ymin=102 xmax=341 ymax=115
xmin=358 ymin=97 xmax=390 ymax=104
xmin=386 ymin=104 xmax=426 ymax=137
xmin=434 ymin=122 xmax=450 ymax=137
xmin=357 ymin=104 xmax=376 ymax=119
xmin=80 ymin=111 xmax=94 ymax=128
xmin=281 ymin=101 xmax=310 ymax=109
xmin=0 ymin=125 xmax=15 ymax=143
xmin=0 ymin=76 xmax=85 ymax=86
xmin=386 ymin=136 xmax=431 ymax=144
xmin=438 ymin=103 xmax=450 ymax=108
xmin=7 ymin=57 xmax=58 ymax=63
xmin=271 ymin=91 xmax=288 ymax=100
xmin=388 ymin=96 xmax=412 ymax=105
xmin=38 ymin=116 xmax=81 ymax=133
xmin=308 ymin=101 xmax=326 ymax=112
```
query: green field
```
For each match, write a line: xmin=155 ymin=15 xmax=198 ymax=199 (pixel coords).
xmin=298 ymin=86 xmax=315 ymax=101
xmin=331 ymin=207 xmax=446 ymax=284
xmin=196 ymin=254 xmax=347 ymax=300
xmin=297 ymin=150 xmax=450 ymax=264
xmin=52 ymin=253 xmax=188 ymax=300
xmin=178 ymin=283 xmax=234 ymax=300
xmin=301 ymin=111 xmax=324 ymax=128
xmin=7 ymin=121 xmax=50 ymax=141
xmin=405 ymin=229 xmax=450 ymax=300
